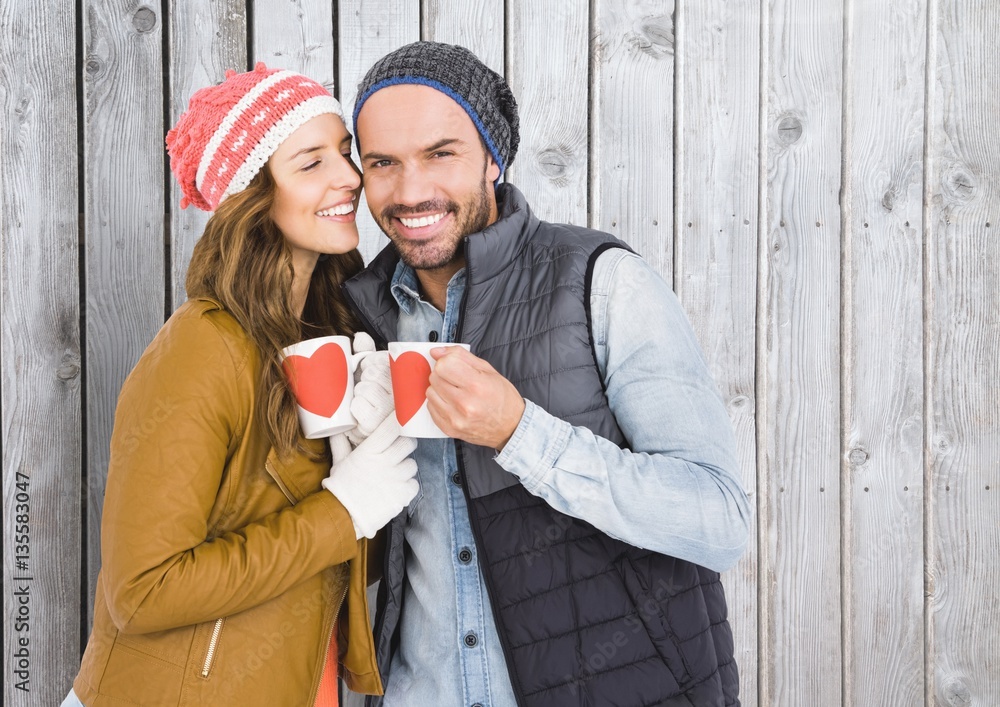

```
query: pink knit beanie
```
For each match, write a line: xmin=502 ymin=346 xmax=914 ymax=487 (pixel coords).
xmin=166 ymin=63 xmax=344 ymax=211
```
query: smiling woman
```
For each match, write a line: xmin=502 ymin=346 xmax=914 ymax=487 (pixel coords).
xmin=269 ymin=112 xmax=362 ymax=315
xmin=59 ymin=64 xmax=419 ymax=707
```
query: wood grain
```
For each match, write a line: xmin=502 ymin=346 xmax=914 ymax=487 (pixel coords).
xmin=507 ymin=0 xmax=590 ymax=225
xmin=1 ymin=3 xmax=82 ymax=704
xmin=253 ymin=0 xmax=334 ymax=87
xmin=926 ymin=1 xmax=1000 ymax=704
xmin=167 ymin=0 xmax=247 ymax=311
xmin=5 ymin=1 xmax=1000 ymax=703
xmin=82 ymin=0 xmax=166 ymax=626
xmin=424 ymin=0 xmax=503 ymax=74
xmin=842 ymin=0 xmax=927 ymax=705
xmin=337 ymin=0 xmax=419 ymax=263
xmin=672 ymin=1 xmax=760 ymax=703
xmin=592 ymin=0 xmax=675 ymax=281
xmin=761 ymin=0 xmax=844 ymax=703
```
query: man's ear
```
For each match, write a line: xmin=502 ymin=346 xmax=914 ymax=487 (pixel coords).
xmin=487 ymin=156 xmax=501 ymax=183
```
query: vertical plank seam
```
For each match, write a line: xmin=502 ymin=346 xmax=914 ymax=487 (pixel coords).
xmin=503 ymin=0 xmax=510 ymax=181
xmin=921 ymin=0 xmax=937 ymax=703
xmin=332 ymin=0 xmax=341 ymax=102
xmin=161 ymin=0 xmax=172 ymax=318
xmin=839 ymin=0 xmax=855 ymax=705
xmin=586 ymin=0 xmax=595 ymax=230
xmin=671 ymin=0 xmax=681 ymax=296
xmin=75 ymin=0 xmax=90 ymax=657
xmin=755 ymin=1 xmax=772 ymax=704
xmin=246 ymin=0 xmax=255 ymax=68
xmin=586 ymin=0 xmax=594 ymax=230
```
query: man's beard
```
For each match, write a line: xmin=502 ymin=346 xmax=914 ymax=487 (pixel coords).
xmin=375 ymin=174 xmax=493 ymax=272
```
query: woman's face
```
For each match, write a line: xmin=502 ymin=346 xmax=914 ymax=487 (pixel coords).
xmin=268 ymin=113 xmax=361 ymax=274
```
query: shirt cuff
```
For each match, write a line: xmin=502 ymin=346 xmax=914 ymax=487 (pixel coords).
xmin=494 ymin=399 xmax=572 ymax=491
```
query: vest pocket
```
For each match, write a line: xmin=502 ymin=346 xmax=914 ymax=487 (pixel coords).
xmin=616 ymin=554 xmax=693 ymax=687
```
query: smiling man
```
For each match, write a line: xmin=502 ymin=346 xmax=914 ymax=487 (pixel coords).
xmin=343 ymin=41 xmax=751 ymax=707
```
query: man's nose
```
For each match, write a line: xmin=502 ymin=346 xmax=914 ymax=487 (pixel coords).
xmin=392 ymin=163 xmax=435 ymax=208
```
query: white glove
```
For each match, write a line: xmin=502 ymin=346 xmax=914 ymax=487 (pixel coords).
xmin=351 ymin=332 xmax=377 ymax=381
xmin=327 ymin=432 xmax=353 ymax=465
xmin=322 ymin=415 xmax=418 ymax=539
xmin=348 ymin=350 xmax=394 ymax=446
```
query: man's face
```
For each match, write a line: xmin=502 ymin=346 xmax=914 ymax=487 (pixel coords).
xmin=356 ymin=84 xmax=501 ymax=278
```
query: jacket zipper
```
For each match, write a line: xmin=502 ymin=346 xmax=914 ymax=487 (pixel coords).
xmin=201 ymin=617 xmax=225 ymax=678
xmin=264 ymin=459 xmax=297 ymax=505
xmin=309 ymin=573 xmax=351 ymax=702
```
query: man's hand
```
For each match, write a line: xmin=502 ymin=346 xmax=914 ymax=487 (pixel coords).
xmin=426 ymin=347 xmax=526 ymax=450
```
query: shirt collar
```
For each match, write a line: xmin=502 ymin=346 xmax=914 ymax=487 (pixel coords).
xmin=389 ymin=260 xmax=468 ymax=314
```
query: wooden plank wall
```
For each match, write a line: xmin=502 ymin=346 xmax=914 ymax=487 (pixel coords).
xmin=2 ymin=2 xmax=998 ymax=705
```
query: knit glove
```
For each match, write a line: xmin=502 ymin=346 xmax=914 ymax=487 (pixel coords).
xmin=351 ymin=332 xmax=377 ymax=382
xmin=322 ymin=415 xmax=418 ymax=539
xmin=348 ymin=350 xmax=394 ymax=447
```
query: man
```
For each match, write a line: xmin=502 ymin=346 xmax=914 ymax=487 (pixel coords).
xmin=343 ymin=41 xmax=751 ymax=707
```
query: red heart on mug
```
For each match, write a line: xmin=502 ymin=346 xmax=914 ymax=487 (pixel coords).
xmin=282 ymin=343 xmax=349 ymax=418
xmin=390 ymin=351 xmax=433 ymax=426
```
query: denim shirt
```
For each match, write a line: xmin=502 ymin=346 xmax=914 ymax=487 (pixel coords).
xmin=381 ymin=249 xmax=750 ymax=707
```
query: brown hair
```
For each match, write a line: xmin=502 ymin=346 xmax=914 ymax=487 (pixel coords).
xmin=185 ymin=167 xmax=363 ymax=458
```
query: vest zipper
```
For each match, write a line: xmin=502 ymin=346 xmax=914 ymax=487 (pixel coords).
xmin=449 ymin=247 xmax=527 ymax=699
xmin=201 ymin=617 xmax=225 ymax=678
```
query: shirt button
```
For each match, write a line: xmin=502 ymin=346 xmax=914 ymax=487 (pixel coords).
xmin=458 ymin=548 xmax=473 ymax=564
xmin=451 ymin=472 xmax=462 ymax=486
xmin=428 ymin=330 xmax=439 ymax=342
xmin=464 ymin=632 xmax=478 ymax=648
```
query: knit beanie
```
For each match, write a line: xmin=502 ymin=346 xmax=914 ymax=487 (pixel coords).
xmin=166 ymin=62 xmax=344 ymax=211
xmin=353 ymin=41 xmax=519 ymax=177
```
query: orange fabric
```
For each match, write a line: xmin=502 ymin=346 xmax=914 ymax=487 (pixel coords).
xmin=314 ymin=622 xmax=339 ymax=707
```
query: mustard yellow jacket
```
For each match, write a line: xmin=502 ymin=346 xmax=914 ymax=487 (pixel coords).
xmin=74 ymin=298 xmax=382 ymax=706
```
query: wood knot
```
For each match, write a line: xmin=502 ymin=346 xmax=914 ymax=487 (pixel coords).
xmin=85 ymin=57 xmax=104 ymax=76
xmin=728 ymin=395 xmax=750 ymax=412
xmin=943 ymin=165 xmax=977 ymax=203
xmin=942 ymin=676 xmax=972 ymax=707
xmin=848 ymin=448 xmax=869 ymax=466
xmin=56 ymin=357 xmax=81 ymax=381
xmin=132 ymin=6 xmax=157 ymax=33
xmin=535 ymin=146 xmax=575 ymax=182
xmin=775 ymin=114 xmax=803 ymax=146
xmin=627 ymin=16 xmax=674 ymax=59
xmin=14 ymin=97 xmax=29 ymax=120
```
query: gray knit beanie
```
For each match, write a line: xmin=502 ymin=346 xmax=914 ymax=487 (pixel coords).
xmin=353 ymin=41 xmax=519 ymax=176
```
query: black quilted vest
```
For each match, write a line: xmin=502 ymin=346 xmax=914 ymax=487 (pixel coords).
xmin=344 ymin=185 xmax=739 ymax=707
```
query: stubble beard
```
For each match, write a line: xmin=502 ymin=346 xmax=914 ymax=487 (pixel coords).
xmin=376 ymin=173 xmax=494 ymax=272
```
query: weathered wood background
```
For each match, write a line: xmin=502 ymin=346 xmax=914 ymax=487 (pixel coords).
xmin=3 ymin=1 xmax=998 ymax=705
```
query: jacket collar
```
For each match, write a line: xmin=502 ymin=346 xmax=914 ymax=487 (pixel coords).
xmin=464 ymin=183 xmax=537 ymax=285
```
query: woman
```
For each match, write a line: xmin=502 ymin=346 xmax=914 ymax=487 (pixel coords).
xmin=63 ymin=64 xmax=416 ymax=706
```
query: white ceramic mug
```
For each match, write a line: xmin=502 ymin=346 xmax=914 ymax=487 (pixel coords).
xmin=388 ymin=341 xmax=471 ymax=438
xmin=280 ymin=336 xmax=373 ymax=438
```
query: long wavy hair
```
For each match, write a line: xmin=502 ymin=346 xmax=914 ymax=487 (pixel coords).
xmin=185 ymin=166 xmax=363 ymax=459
